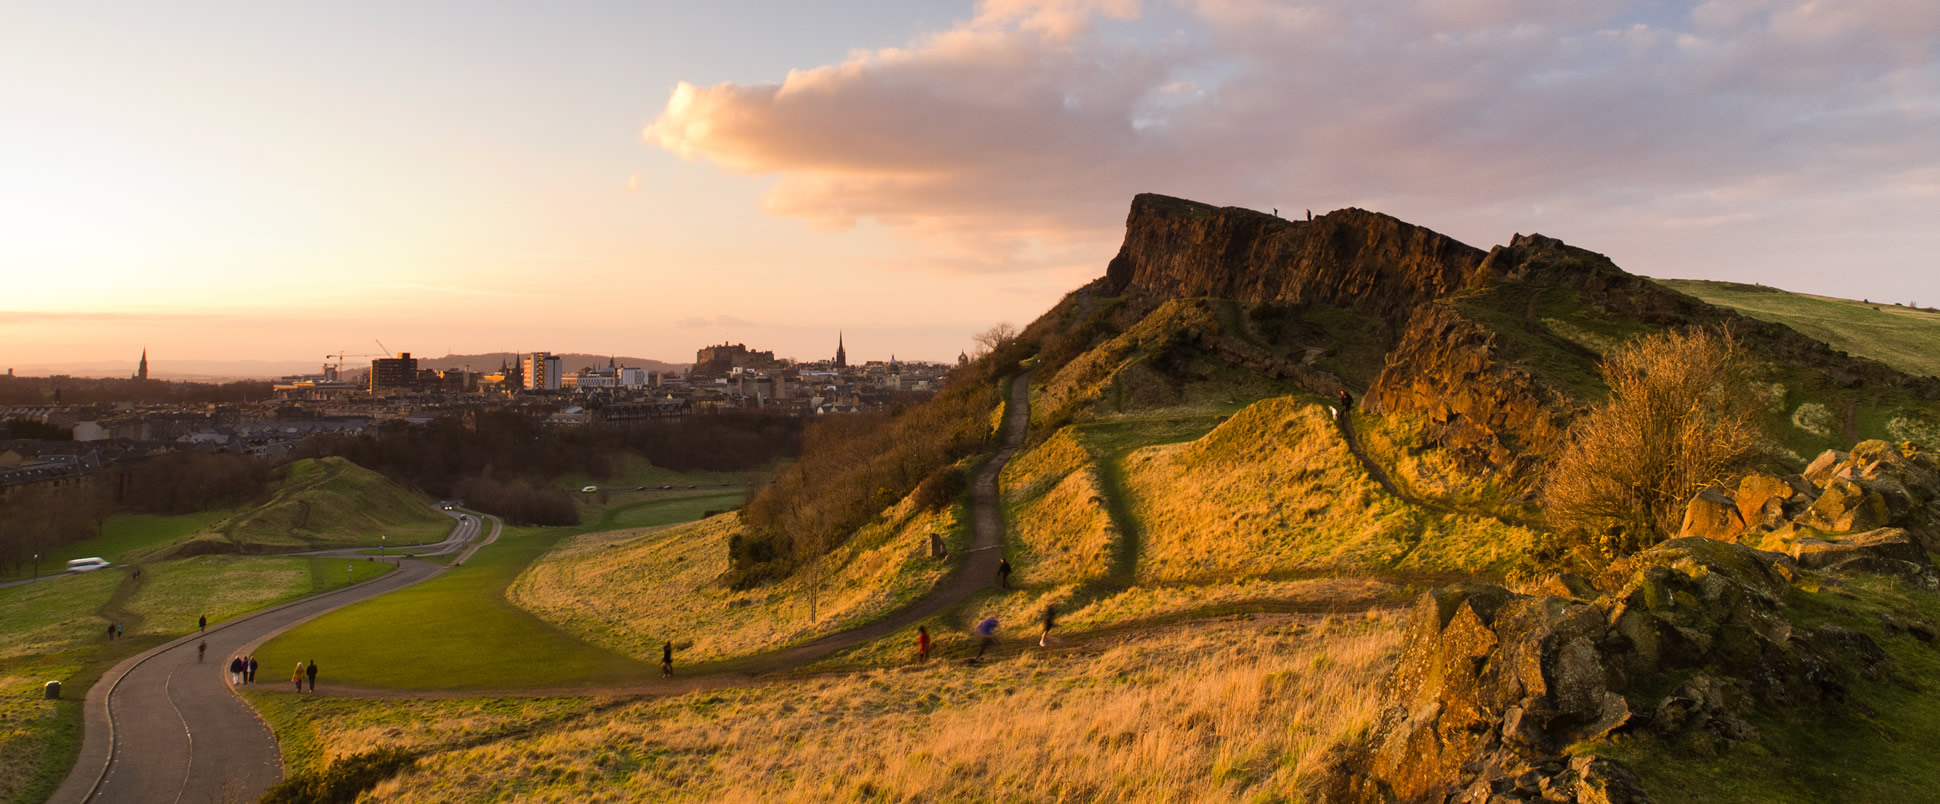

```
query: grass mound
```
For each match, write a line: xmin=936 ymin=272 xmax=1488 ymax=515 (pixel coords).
xmin=513 ymin=496 xmax=965 ymax=666
xmin=219 ymin=457 xmax=447 ymax=550
xmin=1121 ymin=397 xmax=1535 ymax=579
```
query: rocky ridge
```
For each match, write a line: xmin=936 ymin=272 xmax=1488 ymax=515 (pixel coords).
xmin=1315 ymin=439 xmax=1940 ymax=803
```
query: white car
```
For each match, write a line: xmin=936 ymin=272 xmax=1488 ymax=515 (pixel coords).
xmin=581 ymin=485 xmax=598 ymax=493
xmin=66 ymin=557 xmax=110 ymax=573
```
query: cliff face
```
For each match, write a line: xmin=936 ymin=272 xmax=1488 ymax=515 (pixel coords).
xmin=1104 ymin=194 xmax=1488 ymax=321
xmin=1367 ymin=304 xmax=1573 ymax=486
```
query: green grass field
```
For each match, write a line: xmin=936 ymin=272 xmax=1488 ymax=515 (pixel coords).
xmin=256 ymin=524 xmax=656 ymax=691
xmin=219 ymin=457 xmax=449 ymax=551
xmin=0 ymin=554 xmax=399 ymax=804
xmin=1660 ymin=279 xmax=1940 ymax=379
xmin=0 ymin=511 xmax=226 ymax=583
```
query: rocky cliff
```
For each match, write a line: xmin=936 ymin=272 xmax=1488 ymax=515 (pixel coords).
xmin=1104 ymin=194 xmax=1488 ymax=322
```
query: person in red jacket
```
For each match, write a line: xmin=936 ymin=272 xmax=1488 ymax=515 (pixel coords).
xmin=916 ymin=626 xmax=933 ymax=663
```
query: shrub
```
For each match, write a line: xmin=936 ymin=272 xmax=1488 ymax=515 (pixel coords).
xmin=911 ymin=465 xmax=968 ymax=512
xmin=1543 ymin=328 xmax=1765 ymax=555
xmin=260 ymin=747 xmax=416 ymax=804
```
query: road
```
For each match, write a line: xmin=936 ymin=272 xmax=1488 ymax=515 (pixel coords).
xmin=47 ymin=510 xmax=493 ymax=804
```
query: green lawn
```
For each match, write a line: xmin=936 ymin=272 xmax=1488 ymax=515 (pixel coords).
xmin=593 ymin=492 xmax=743 ymax=531
xmin=1660 ymin=279 xmax=1940 ymax=379
xmin=256 ymin=525 xmax=656 ymax=691
xmin=0 ymin=511 xmax=226 ymax=582
xmin=122 ymin=556 xmax=396 ymax=636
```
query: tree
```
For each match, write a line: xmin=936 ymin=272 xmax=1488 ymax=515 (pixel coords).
xmin=1543 ymin=328 xmax=1766 ymax=558
xmin=971 ymin=322 xmax=1020 ymax=356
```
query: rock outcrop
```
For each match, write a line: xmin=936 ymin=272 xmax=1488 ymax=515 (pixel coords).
xmin=1671 ymin=440 xmax=1940 ymax=588
xmin=1317 ymin=539 xmax=1898 ymax=804
xmin=1103 ymin=195 xmax=1487 ymax=322
xmin=1364 ymin=304 xmax=1573 ymax=486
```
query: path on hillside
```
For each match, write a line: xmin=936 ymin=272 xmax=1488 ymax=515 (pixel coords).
xmin=48 ymin=510 xmax=495 ymax=804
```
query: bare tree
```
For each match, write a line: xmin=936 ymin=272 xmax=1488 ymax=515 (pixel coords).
xmin=1544 ymin=327 xmax=1765 ymax=556
xmin=971 ymin=322 xmax=1020 ymax=356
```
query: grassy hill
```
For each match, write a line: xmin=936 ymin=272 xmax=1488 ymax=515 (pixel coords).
xmin=1660 ymin=279 xmax=1940 ymax=380
xmin=210 ymin=457 xmax=449 ymax=552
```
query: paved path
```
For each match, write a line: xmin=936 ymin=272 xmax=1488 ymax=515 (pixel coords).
xmin=48 ymin=510 xmax=494 ymax=804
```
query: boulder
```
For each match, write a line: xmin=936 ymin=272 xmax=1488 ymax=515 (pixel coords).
xmin=1804 ymin=450 xmax=1849 ymax=488
xmin=1799 ymin=477 xmax=1887 ymax=533
xmin=1735 ymin=473 xmax=1797 ymax=530
xmin=1677 ymin=487 xmax=1746 ymax=542
xmin=1792 ymin=528 xmax=1940 ymax=590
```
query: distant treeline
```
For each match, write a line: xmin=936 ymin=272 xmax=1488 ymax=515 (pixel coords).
xmin=295 ymin=410 xmax=801 ymax=526
xmin=0 ymin=375 xmax=272 ymax=406
xmin=0 ymin=453 xmax=270 ymax=573
xmin=731 ymin=340 xmax=1032 ymax=586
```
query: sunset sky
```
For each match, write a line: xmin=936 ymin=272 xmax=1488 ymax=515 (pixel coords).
xmin=5 ymin=0 xmax=1936 ymax=376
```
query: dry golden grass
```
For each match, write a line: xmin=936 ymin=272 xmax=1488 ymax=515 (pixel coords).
xmin=1122 ymin=397 xmax=1534 ymax=580
xmin=1000 ymin=426 xmax=1093 ymax=502
xmin=511 ymin=498 xmax=960 ymax=664
xmin=368 ymin=615 xmax=1404 ymax=803
xmin=1008 ymin=467 xmax=1116 ymax=588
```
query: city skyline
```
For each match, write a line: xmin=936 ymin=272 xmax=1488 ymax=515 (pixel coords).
xmin=6 ymin=1 xmax=1937 ymax=370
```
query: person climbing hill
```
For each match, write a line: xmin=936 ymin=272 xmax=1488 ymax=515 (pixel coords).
xmin=916 ymin=626 xmax=933 ymax=663
xmin=974 ymin=617 xmax=999 ymax=659
xmin=661 ymin=641 xmax=675 ymax=677
xmin=997 ymin=557 xmax=1012 ymax=589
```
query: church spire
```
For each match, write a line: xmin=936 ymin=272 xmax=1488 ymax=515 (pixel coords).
xmin=136 ymin=348 xmax=148 ymax=381
xmin=834 ymin=331 xmax=847 ymax=368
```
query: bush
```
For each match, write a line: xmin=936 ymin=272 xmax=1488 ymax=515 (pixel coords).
xmin=911 ymin=464 xmax=969 ymax=512
xmin=1543 ymin=328 xmax=1765 ymax=556
xmin=452 ymin=476 xmax=580 ymax=526
xmin=260 ymin=747 xmax=416 ymax=804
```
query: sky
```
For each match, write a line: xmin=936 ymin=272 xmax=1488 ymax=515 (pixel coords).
xmin=3 ymin=0 xmax=1936 ymax=376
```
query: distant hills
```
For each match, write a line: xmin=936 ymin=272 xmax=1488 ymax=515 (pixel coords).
xmin=1657 ymin=279 xmax=1940 ymax=380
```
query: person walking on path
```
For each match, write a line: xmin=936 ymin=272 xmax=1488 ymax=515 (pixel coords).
xmin=246 ymin=656 xmax=258 ymax=683
xmin=997 ymin=558 xmax=1012 ymax=590
xmin=197 ymin=641 xmax=206 ymax=663
xmin=291 ymin=662 xmax=304 ymax=692
xmin=1039 ymin=604 xmax=1058 ymax=647
xmin=661 ymin=641 xmax=675 ymax=677
xmin=305 ymin=660 xmax=318 ymax=692
xmin=1338 ymin=389 xmax=1352 ymax=412
xmin=227 ymin=656 xmax=243 ymax=686
xmin=198 ymin=614 xmax=206 ymax=632
xmin=916 ymin=626 xmax=932 ymax=663
xmin=974 ymin=617 xmax=999 ymax=659
xmin=107 ymin=623 xmax=115 ymax=641
xmin=116 ymin=624 xmax=124 ymax=639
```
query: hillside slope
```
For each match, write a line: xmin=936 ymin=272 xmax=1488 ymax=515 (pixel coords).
xmin=1660 ymin=278 xmax=1940 ymax=380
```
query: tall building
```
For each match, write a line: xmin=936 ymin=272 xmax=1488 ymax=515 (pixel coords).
xmin=369 ymin=352 xmax=419 ymax=391
xmin=135 ymin=348 xmax=148 ymax=381
xmin=834 ymin=332 xmax=847 ymax=368
xmin=523 ymin=352 xmax=562 ymax=391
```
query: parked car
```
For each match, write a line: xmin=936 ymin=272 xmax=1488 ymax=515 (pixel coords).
xmin=66 ymin=557 xmax=110 ymax=573
xmin=581 ymin=485 xmax=598 ymax=493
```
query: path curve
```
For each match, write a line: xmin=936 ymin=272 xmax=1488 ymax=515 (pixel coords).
xmin=47 ymin=510 xmax=496 ymax=804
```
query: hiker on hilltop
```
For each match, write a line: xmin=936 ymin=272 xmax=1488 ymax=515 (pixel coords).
xmin=305 ymin=660 xmax=318 ymax=692
xmin=974 ymin=617 xmax=1000 ymax=659
xmin=1040 ymin=605 xmax=1058 ymax=647
xmin=917 ymin=626 xmax=932 ymax=663
xmin=661 ymin=641 xmax=675 ymax=677
xmin=998 ymin=558 xmax=1012 ymax=589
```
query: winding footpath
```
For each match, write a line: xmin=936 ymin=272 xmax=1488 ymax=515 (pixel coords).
xmin=47 ymin=511 xmax=497 ymax=804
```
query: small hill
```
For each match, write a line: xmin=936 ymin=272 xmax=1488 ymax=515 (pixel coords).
xmin=145 ymin=457 xmax=449 ymax=555
xmin=1658 ymin=279 xmax=1940 ymax=380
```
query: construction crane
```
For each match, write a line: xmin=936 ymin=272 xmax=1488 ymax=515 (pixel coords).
xmin=323 ymin=351 xmax=389 ymax=380
xmin=375 ymin=340 xmax=394 ymax=358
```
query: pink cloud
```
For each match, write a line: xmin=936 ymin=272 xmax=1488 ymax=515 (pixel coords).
xmin=641 ymin=0 xmax=1940 ymax=295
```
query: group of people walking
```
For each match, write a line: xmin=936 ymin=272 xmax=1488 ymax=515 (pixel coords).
xmin=292 ymin=660 xmax=319 ymax=692
xmin=227 ymin=655 xmax=259 ymax=685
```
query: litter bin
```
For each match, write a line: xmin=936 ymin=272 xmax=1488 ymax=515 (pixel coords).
xmin=44 ymin=681 xmax=60 ymax=700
